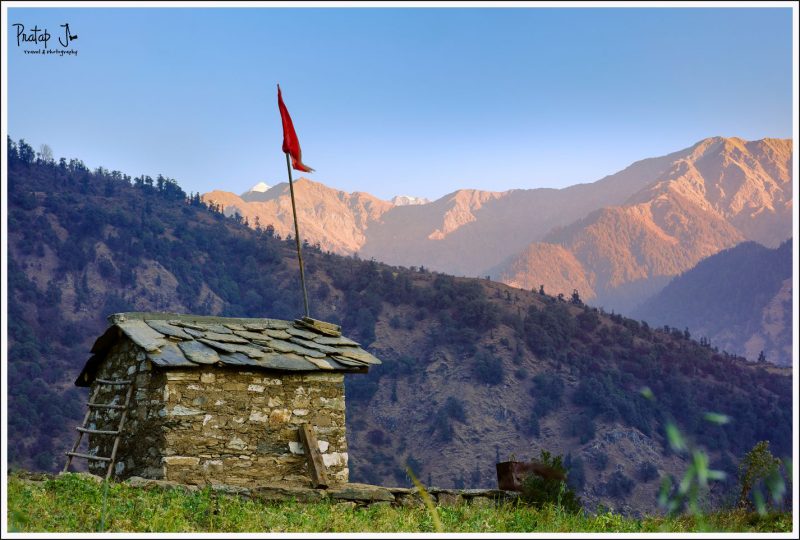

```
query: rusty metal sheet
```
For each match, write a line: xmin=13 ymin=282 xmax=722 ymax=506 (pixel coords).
xmin=178 ymin=340 xmax=220 ymax=364
xmin=145 ymin=320 xmax=191 ymax=340
xmin=117 ymin=320 xmax=167 ymax=352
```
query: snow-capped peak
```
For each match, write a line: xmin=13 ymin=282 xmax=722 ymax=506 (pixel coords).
xmin=248 ymin=182 xmax=271 ymax=193
xmin=391 ymin=195 xmax=430 ymax=206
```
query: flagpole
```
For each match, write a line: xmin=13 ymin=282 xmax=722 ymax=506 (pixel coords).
xmin=285 ymin=151 xmax=310 ymax=318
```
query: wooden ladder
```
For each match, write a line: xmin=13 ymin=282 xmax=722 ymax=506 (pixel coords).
xmin=63 ymin=378 xmax=134 ymax=481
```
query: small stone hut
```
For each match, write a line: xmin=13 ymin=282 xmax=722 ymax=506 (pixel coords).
xmin=74 ymin=312 xmax=381 ymax=487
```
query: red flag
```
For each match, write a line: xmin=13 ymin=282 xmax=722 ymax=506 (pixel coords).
xmin=277 ymin=84 xmax=314 ymax=173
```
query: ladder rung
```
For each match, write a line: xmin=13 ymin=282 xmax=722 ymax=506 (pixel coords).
xmin=77 ymin=427 xmax=120 ymax=435
xmin=95 ymin=378 xmax=132 ymax=385
xmin=87 ymin=402 xmax=127 ymax=410
xmin=65 ymin=451 xmax=112 ymax=462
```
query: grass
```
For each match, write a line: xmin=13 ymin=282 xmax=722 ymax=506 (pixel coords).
xmin=6 ymin=473 xmax=793 ymax=533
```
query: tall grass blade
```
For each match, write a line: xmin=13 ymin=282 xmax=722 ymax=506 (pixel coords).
xmin=406 ymin=467 xmax=443 ymax=532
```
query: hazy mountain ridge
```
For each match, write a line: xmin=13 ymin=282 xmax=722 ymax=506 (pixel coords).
xmin=204 ymin=138 xmax=791 ymax=311
xmin=495 ymin=137 xmax=792 ymax=312
xmin=632 ymin=240 xmax=793 ymax=366
xmin=202 ymin=140 xmax=688 ymax=276
xmin=358 ymin=148 xmax=688 ymax=275
xmin=205 ymin=179 xmax=393 ymax=254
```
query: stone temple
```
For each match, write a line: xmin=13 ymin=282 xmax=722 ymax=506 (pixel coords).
xmin=72 ymin=312 xmax=381 ymax=488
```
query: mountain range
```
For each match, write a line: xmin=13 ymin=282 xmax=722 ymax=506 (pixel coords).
xmin=203 ymin=136 xmax=793 ymax=361
xmin=204 ymin=138 xmax=791 ymax=310
xmin=6 ymin=144 xmax=793 ymax=516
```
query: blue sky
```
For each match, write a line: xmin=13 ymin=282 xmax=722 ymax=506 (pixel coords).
xmin=6 ymin=6 xmax=794 ymax=201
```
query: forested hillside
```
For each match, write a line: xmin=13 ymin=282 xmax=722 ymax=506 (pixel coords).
xmin=6 ymin=137 xmax=793 ymax=515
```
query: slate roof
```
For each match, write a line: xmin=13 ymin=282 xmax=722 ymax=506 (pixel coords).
xmin=76 ymin=312 xmax=381 ymax=387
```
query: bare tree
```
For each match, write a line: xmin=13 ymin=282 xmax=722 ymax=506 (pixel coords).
xmin=38 ymin=143 xmax=54 ymax=163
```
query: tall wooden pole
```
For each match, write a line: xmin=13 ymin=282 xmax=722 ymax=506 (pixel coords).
xmin=285 ymin=152 xmax=310 ymax=318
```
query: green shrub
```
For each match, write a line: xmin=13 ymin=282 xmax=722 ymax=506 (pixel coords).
xmin=638 ymin=461 xmax=659 ymax=483
xmin=472 ymin=350 xmax=504 ymax=385
xmin=605 ymin=471 xmax=634 ymax=498
xmin=737 ymin=441 xmax=786 ymax=512
xmin=569 ymin=414 xmax=596 ymax=444
xmin=519 ymin=450 xmax=583 ymax=514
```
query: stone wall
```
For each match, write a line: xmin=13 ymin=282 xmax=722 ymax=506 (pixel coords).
xmin=89 ymin=337 xmax=350 ymax=487
xmin=161 ymin=366 xmax=349 ymax=487
xmin=88 ymin=339 xmax=165 ymax=479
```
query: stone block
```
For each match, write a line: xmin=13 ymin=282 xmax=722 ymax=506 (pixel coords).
xmin=269 ymin=409 xmax=291 ymax=425
xmin=200 ymin=373 xmax=215 ymax=383
xmin=436 ymin=493 xmax=465 ymax=507
xmin=288 ymin=442 xmax=304 ymax=455
xmin=303 ymin=373 xmax=344 ymax=384
xmin=248 ymin=384 xmax=265 ymax=393
xmin=251 ymin=485 xmax=327 ymax=503
xmin=249 ymin=410 xmax=269 ymax=423
xmin=203 ymin=460 xmax=224 ymax=474
xmin=226 ymin=436 xmax=248 ymax=450
xmin=163 ymin=456 xmax=200 ymax=466
xmin=397 ymin=494 xmax=424 ymax=508
xmin=211 ymin=483 xmax=251 ymax=496
xmin=318 ymin=397 xmax=345 ymax=411
xmin=322 ymin=452 xmax=348 ymax=468
xmin=329 ymin=483 xmax=394 ymax=502
xmin=169 ymin=405 xmax=204 ymax=416
xmin=166 ymin=372 xmax=200 ymax=381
